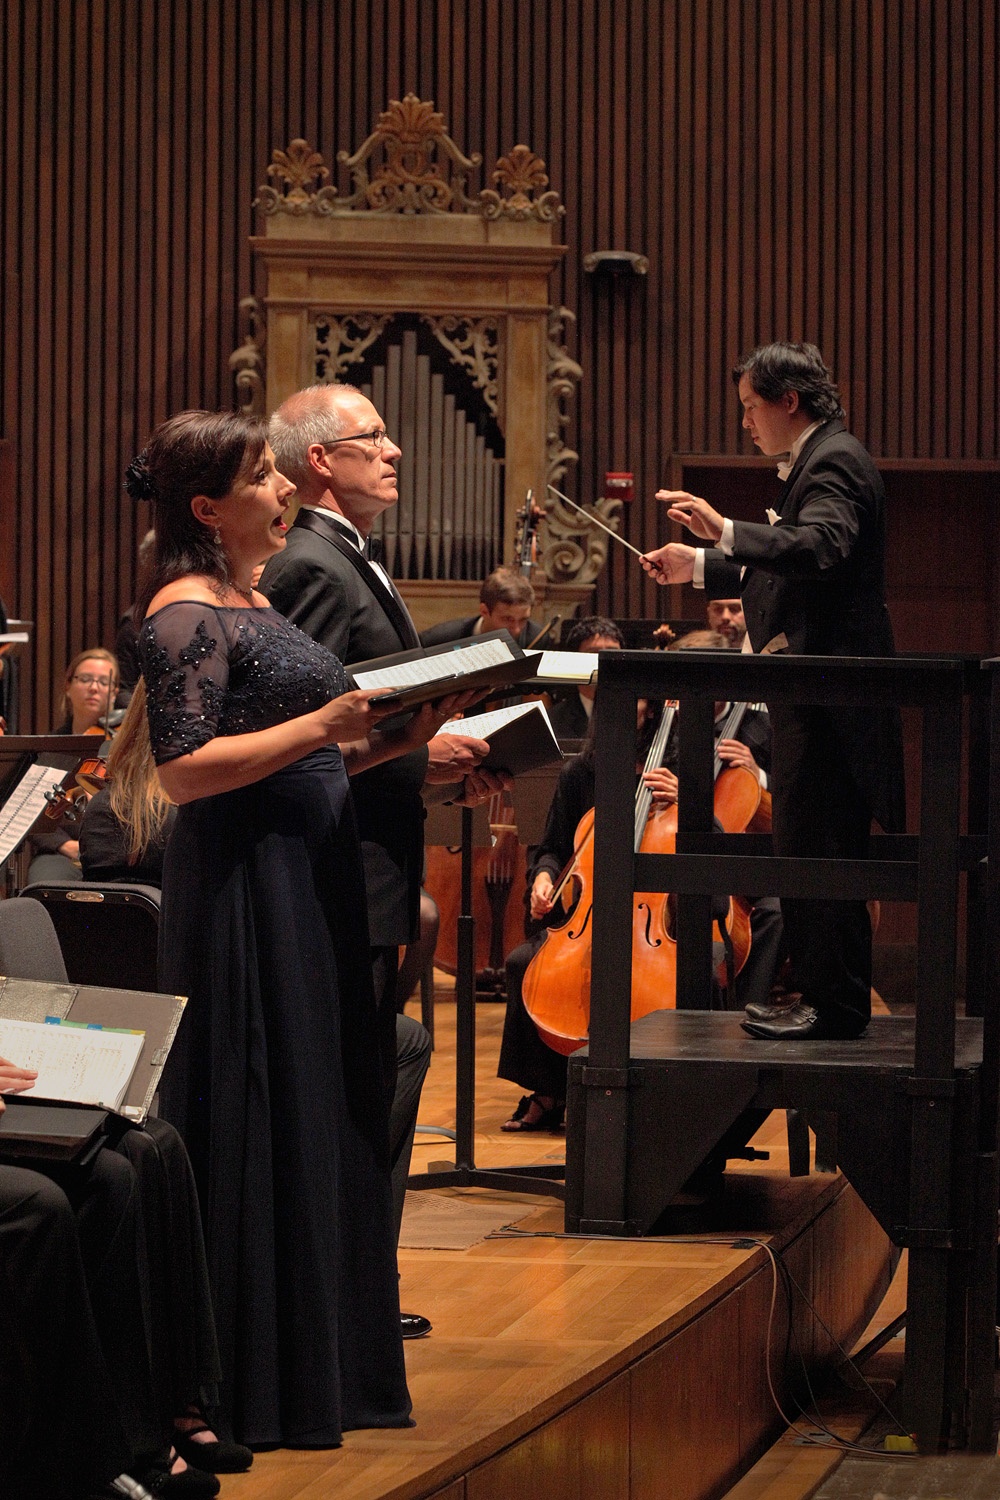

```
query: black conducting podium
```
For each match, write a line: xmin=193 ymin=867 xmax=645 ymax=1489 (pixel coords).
xmin=565 ymin=649 xmax=998 ymax=1451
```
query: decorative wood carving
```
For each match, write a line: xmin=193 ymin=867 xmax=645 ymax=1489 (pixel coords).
xmin=480 ymin=145 xmax=565 ymax=223
xmin=228 ymin=297 xmax=266 ymax=416
xmin=540 ymin=490 xmax=622 ymax=587
xmin=243 ymin=97 xmax=597 ymax=593
xmin=545 ymin=307 xmax=583 ymax=487
xmin=336 ymin=95 xmax=482 ymax=215
xmin=254 ymin=139 xmax=338 ymax=217
xmin=313 ymin=312 xmax=390 ymax=382
xmin=421 ymin=315 xmax=500 ymax=415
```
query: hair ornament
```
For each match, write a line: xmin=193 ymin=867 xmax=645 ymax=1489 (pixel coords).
xmin=124 ymin=451 xmax=158 ymax=502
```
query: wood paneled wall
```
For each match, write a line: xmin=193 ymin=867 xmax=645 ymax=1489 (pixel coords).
xmin=1 ymin=0 xmax=996 ymax=725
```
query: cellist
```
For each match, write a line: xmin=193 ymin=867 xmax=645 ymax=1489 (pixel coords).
xmin=497 ymin=631 xmax=784 ymax=1132
xmin=497 ymin=695 xmax=675 ymax=1131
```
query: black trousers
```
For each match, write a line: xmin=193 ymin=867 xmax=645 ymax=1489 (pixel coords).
xmin=769 ymin=705 xmax=873 ymax=1029
xmin=0 ymin=1117 xmax=224 ymax=1498
xmin=734 ymin=897 xmax=786 ymax=1012
xmin=497 ymin=938 xmax=570 ymax=1102
xmin=0 ymin=1149 xmax=155 ymax=1498
xmin=371 ymin=945 xmax=433 ymax=1243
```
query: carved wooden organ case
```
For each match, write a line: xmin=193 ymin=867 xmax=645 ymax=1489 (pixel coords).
xmin=233 ymin=97 xmax=618 ymax=619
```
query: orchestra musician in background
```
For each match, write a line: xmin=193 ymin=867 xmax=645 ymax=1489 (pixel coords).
xmin=546 ymin=615 xmax=625 ymax=742
xmin=418 ymin=567 xmax=556 ymax=650
xmin=25 ymin=648 xmax=120 ymax=883
xmin=705 ymin=596 xmax=747 ymax=647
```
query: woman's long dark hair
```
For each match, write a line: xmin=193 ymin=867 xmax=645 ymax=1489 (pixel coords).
xmin=125 ymin=410 xmax=268 ymax=621
xmin=117 ymin=410 xmax=266 ymax=857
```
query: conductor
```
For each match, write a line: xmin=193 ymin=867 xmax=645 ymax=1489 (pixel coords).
xmin=642 ymin=342 xmax=903 ymax=1041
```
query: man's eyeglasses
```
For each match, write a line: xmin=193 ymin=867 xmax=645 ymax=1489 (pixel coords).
xmin=72 ymin=674 xmax=115 ymax=689
xmin=321 ymin=428 xmax=388 ymax=451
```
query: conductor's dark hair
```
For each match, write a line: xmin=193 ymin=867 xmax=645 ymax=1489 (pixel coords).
xmin=732 ymin=342 xmax=845 ymax=421
xmin=126 ymin=410 xmax=268 ymax=619
xmin=564 ymin=615 xmax=625 ymax=652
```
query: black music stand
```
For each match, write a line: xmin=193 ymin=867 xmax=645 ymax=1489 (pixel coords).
xmin=409 ymin=763 xmax=566 ymax=1197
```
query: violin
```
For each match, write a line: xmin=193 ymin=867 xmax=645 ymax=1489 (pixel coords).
xmin=514 ymin=488 xmax=543 ymax=578
xmin=43 ymin=720 xmax=118 ymax=824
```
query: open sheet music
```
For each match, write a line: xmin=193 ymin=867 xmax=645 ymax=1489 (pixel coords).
xmin=440 ymin=700 xmax=563 ymax=777
xmin=0 ymin=763 xmax=65 ymax=865
xmin=349 ymin=629 xmax=542 ymax=711
xmin=533 ymin=649 xmax=600 ymax=684
xmin=0 ymin=1016 xmax=145 ymax=1110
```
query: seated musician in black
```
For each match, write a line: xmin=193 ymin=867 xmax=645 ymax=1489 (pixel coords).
xmin=418 ymin=567 xmax=554 ymax=650
xmin=497 ymin=699 xmax=675 ymax=1131
xmin=498 ymin=643 xmax=782 ymax=1131
xmin=546 ymin=615 xmax=624 ymax=743
xmin=26 ymin=649 xmax=120 ymax=884
xmin=0 ymin=1058 xmax=251 ymax=1499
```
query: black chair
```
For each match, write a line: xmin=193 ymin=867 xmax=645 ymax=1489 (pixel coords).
xmin=0 ymin=896 xmax=70 ymax=982
xmin=19 ymin=881 xmax=161 ymax=993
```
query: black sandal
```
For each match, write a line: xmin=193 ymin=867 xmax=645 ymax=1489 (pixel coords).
xmin=136 ymin=1449 xmax=219 ymax=1499
xmin=501 ymin=1094 xmax=565 ymax=1132
xmin=172 ymin=1417 xmax=253 ymax=1475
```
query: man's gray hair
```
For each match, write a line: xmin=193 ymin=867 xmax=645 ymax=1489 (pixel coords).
xmin=268 ymin=383 xmax=363 ymax=490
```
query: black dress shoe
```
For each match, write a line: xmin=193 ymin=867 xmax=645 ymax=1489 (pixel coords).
xmin=138 ymin=1459 xmax=220 ymax=1499
xmin=741 ymin=1001 xmax=868 ymax=1041
xmin=172 ymin=1425 xmax=253 ymax=1474
xmin=743 ymin=995 xmax=802 ymax=1023
xmin=400 ymin=1311 xmax=432 ymax=1339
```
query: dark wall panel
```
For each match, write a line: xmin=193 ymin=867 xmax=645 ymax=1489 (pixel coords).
xmin=1 ymin=0 xmax=997 ymax=725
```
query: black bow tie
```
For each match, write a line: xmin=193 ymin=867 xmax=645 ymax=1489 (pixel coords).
xmin=363 ymin=535 xmax=382 ymax=564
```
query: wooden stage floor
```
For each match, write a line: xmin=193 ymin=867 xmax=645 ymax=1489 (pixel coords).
xmin=223 ymin=989 xmax=896 ymax=1500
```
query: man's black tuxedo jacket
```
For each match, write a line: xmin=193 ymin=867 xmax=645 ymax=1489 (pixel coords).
xmin=260 ymin=509 xmax=428 ymax=946
xmin=703 ymin=419 xmax=903 ymax=833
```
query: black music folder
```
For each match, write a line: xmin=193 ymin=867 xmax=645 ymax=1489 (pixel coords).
xmin=440 ymin=701 xmax=564 ymax=778
xmin=349 ymin=629 xmax=543 ymax=711
xmin=0 ymin=1099 xmax=111 ymax=1162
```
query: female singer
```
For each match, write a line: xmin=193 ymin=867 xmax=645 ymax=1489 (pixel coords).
xmin=118 ymin=410 xmax=468 ymax=1451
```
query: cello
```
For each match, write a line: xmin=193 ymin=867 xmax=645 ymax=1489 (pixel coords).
xmin=521 ymin=703 xmax=752 ymax=1055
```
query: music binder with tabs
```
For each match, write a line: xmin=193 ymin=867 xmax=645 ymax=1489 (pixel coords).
xmin=0 ymin=975 xmax=187 ymax=1161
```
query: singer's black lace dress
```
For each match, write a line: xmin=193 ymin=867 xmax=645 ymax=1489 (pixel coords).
xmin=138 ymin=601 xmax=411 ymax=1449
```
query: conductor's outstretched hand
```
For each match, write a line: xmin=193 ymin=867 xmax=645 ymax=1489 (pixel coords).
xmin=655 ymin=490 xmax=725 ymax=541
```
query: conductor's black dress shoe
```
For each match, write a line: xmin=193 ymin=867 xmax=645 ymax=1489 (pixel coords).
xmin=401 ymin=1311 xmax=432 ymax=1338
xmin=743 ymin=994 xmax=802 ymax=1023
xmin=741 ymin=1001 xmax=868 ymax=1041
